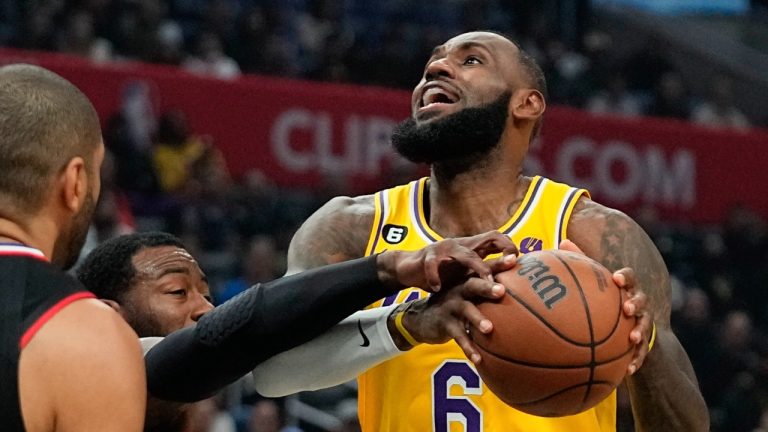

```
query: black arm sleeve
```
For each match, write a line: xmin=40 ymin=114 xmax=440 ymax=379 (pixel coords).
xmin=145 ymin=254 xmax=392 ymax=402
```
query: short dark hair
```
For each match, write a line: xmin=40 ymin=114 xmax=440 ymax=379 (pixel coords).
xmin=476 ymin=31 xmax=548 ymax=141
xmin=0 ymin=64 xmax=102 ymax=215
xmin=479 ymin=30 xmax=548 ymax=98
xmin=76 ymin=232 xmax=186 ymax=302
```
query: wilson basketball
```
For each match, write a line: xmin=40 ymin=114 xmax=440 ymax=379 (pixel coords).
xmin=469 ymin=250 xmax=635 ymax=417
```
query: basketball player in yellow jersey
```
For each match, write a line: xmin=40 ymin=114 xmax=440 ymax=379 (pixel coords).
xmin=283 ymin=31 xmax=708 ymax=431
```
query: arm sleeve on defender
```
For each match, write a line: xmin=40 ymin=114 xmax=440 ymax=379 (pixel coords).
xmin=145 ymin=255 xmax=393 ymax=402
xmin=252 ymin=305 xmax=401 ymax=397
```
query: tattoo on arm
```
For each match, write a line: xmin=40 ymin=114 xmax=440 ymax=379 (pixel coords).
xmin=569 ymin=198 xmax=709 ymax=431
xmin=287 ymin=195 xmax=376 ymax=273
xmin=568 ymin=199 xmax=672 ymax=325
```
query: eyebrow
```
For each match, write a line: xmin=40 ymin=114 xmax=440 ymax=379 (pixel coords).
xmin=430 ymin=41 xmax=493 ymax=59
xmin=154 ymin=267 xmax=191 ymax=279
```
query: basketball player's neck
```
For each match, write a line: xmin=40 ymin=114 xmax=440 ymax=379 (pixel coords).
xmin=427 ymin=153 xmax=528 ymax=237
xmin=0 ymin=218 xmax=55 ymax=258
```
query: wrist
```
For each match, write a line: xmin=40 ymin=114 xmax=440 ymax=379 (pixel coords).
xmin=387 ymin=302 xmax=422 ymax=351
xmin=376 ymin=251 xmax=405 ymax=293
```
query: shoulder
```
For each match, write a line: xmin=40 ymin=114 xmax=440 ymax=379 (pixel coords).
xmin=568 ymin=196 xmax=632 ymax=232
xmin=566 ymin=196 xmax=642 ymax=264
xmin=567 ymin=196 xmax=672 ymax=322
xmin=21 ymin=298 xmax=143 ymax=377
xmin=287 ymin=194 xmax=376 ymax=273
xmin=19 ymin=299 xmax=145 ymax=430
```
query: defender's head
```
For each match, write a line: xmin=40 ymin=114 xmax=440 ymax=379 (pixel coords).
xmin=0 ymin=64 xmax=104 ymax=269
xmin=77 ymin=232 xmax=214 ymax=337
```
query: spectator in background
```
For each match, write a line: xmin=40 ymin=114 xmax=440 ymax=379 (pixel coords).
xmin=691 ymin=78 xmax=751 ymax=129
xmin=75 ymin=149 xmax=136 ymax=267
xmin=248 ymin=399 xmax=302 ymax=432
xmin=14 ymin=3 xmax=56 ymax=51
xmin=218 ymin=236 xmax=280 ymax=304
xmin=153 ymin=109 xmax=208 ymax=195
xmin=232 ymin=6 xmax=270 ymax=74
xmin=178 ymin=140 xmax=236 ymax=288
xmin=55 ymin=9 xmax=112 ymax=62
xmin=711 ymin=311 xmax=766 ymax=431
xmin=673 ymin=288 xmax=718 ymax=403
xmin=542 ymin=38 xmax=594 ymax=106
xmin=233 ymin=170 xmax=284 ymax=240
xmin=648 ymin=71 xmax=691 ymax=120
xmin=333 ymin=398 xmax=361 ymax=432
xmin=187 ymin=397 xmax=236 ymax=432
xmin=585 ymin=73 xmax=644 ymax=118
xmin=183 ymin=32 xmax=241 ymax=79
xmin=153 ymin=20 xmax=185 ymax=65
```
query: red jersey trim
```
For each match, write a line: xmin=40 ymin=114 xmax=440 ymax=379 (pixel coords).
xmin=20 ymin=292 xmax=96 ymax=349
xmin=0 ymin=244 xmax=48 ymax=262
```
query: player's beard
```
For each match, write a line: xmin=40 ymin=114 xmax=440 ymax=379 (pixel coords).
xmin=53 ymin=188 xmax=96 ymax=270
xmin=391 ymin=91 xmax=511 ymax=176
xmin=124 ymin=306 xmax=165 ymax=338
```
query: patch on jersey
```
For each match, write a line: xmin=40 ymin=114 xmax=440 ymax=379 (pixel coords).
xmin=382 ymin=224 xmax=408 ymax=245
xmin=520 ymin=236 xmax=543 ymax=253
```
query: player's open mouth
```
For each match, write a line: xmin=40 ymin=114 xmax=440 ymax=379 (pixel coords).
xmin=419 ymin=85 xmax=459 ymax=110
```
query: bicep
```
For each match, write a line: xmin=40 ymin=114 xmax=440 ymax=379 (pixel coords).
xmin=45 ymin=301 xmax=146 ymax=431
xmin=567 ymin=199 xmax=672 ymax=325
xmin=286 ymin=195 xmax=375 ymax=275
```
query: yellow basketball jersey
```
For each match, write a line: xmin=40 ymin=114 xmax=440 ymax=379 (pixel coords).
xmin=360 ymin=175 xmax=616 ymax=432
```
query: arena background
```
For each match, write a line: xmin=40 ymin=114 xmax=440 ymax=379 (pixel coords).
xmin=2 ymin=0 xmax=767 ymax=431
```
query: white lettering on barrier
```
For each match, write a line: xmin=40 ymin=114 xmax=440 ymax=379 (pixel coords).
xmin=271 ymin=108 xmax=399 ymax=175
xmin=271 ymin=109 xmax=314 ymax=172
xmin=272 ymin=112 xmax=696 ymax=209
xmin=553 ymin=137 xmax=696 ymax=208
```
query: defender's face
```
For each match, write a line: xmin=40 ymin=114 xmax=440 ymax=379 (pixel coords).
xmin=411 ymin=32 xmax=521 ymax=124
xmin=126 ymin=245 xmax=214 ymax=336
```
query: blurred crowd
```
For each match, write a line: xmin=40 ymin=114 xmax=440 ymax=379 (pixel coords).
xmin=0 ymin=0 xmax=765 ymax=129
xmin=3 ymin=0 xmax=768 ymax=431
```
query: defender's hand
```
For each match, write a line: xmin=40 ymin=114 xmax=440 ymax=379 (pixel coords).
xmin=378 ymin=231 xmax=518 ymax=293
xmin=388 ymin=253 xmax=517 ymax=362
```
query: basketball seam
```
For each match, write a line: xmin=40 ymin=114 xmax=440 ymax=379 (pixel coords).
xmin=552 ymin=252 xmax=596 ymax=410
xmin=475 ymin=330 xmax=634 ymax=369
xmin=504 ymin=289 xmax=594 ymax=347
xmin=513 ymin=381 xmax=615 ymax=407
xmin=589 ymin=266 xmax=623 ymax=346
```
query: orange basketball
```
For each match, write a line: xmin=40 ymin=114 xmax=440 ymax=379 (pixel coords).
xmin=469 ymin=249 xmax=635 ymax=417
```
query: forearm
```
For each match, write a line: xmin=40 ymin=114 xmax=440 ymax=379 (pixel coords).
xmin=252 ymin=305 xmax=401 ymax=396
xmin=626 ymin=328 xmax=709 ymax=432
xmin=146 ymin=255 xmax=394 ymax=402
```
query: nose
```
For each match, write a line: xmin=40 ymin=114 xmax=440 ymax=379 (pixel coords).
xmin=191 ymin=294 xmax=214 ymax=322
xmin=424 ymin=57 xmax=454 ymax=81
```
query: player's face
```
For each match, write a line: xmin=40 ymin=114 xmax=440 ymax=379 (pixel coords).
xmin=411 ymin=32 xmax=522 ymax=124
xmin=124 ymin=245 xmax=214 ymax=337
xmin=57 ymin=142 xmax=105 ymax=270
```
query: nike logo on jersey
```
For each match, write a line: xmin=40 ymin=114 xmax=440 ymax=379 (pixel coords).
xmin=357 ymin=319 xmax=370 ymax=347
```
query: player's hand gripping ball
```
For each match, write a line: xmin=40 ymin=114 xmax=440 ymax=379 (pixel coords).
xmin=469 ymin=250 xmax=635 ymax=417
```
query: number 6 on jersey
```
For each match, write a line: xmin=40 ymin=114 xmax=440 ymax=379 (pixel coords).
xmin=432 ymin=361 xmax=483 ymax=432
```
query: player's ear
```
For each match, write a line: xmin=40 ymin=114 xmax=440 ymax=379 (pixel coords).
xmin=59 ymin=156 xmax=88 ymax=213
xmin=511 ymin=89 xmax=545 ymax=122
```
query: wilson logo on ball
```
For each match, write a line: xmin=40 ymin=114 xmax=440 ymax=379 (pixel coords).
xmin=516 ymin=256 xmax=567 ymax=309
